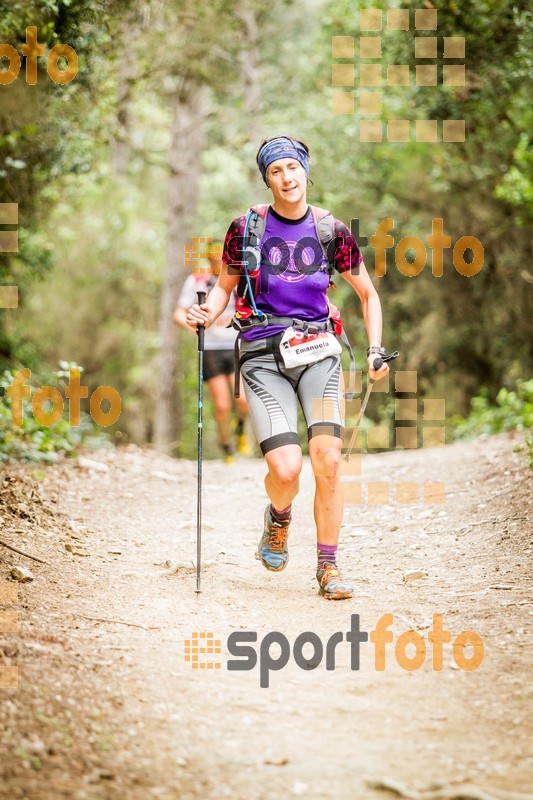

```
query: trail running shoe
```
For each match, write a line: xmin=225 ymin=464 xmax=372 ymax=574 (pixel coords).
xmin=221 ymin=443 xmax=234 ymax=464
xmin=316 ymin=563 xmax=354 ymax=600
xmin=255 ymin=504 xmax=290 ymax=572
xmin=237 ymin=432 xmax=251 ymax=456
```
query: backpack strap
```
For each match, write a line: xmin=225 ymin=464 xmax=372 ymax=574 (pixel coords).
xmin=310 ymin=205 xmax=336 ymax=277
xmin=311 ymin=205 xmax=331 ymax=221
xmin=233 ymin=206 xmax=269 ymax=398
xmin=239 ymin=207 xmax=268 ymax=312
xmin=250 ymin=204 xmax=268 ymax=218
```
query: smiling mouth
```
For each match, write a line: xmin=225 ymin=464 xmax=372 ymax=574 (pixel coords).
xmin=283 ymin=186 xmax=298 ymax=193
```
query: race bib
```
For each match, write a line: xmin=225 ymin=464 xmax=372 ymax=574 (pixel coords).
xmin=279 ymin=327 xmax=342 ymax=369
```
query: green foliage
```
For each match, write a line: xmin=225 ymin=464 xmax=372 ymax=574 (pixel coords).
xmin=452 ymin=380 xmax=533 ymax=439
xmin=7 ymin=171 xmax=164 ymax=443
xmin=1 ymin=0 xmax=532 ymax=459
xmin=316 ymin=0 xmax=533 ymax=417
xmin=526 ymin=433 xmax=533 ymax=470
xmin=0 ymin=361 xmax=110 ymax=463
xmin=0 ymin=0 xmax=134 ymax=367
xmin=495 ymin=133 xmax=533 ymax=219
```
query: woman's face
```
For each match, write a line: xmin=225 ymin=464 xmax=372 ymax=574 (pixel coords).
xmin=266 ymin=158 xmax=307 ymax=206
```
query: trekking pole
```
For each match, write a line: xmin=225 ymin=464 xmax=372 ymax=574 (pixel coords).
xmin=195 ymin=290 xmax=207 ymax=594
xmin=344 ymin=350 xmax=399 ymax=462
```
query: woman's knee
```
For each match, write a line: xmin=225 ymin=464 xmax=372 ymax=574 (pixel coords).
xmin=309 ymin=437 xmax=342 ymax=480
xmin=266 ymin=446 xmax=302 ymax=486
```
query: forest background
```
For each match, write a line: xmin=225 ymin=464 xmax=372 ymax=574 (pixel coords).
xmin=0 ymin=0 xmax=531 ymax=461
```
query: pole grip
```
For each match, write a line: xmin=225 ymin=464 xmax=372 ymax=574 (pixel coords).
xmin=370 ymin=350 xmax=400 ymax=372
xmin=196 ymin=291 xmax=206 ymax=351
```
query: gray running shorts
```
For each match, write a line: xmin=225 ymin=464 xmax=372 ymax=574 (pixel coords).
xmin=239 ymin=333 xmax=345 ymax=455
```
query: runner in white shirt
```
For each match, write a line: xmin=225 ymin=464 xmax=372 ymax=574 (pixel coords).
xmin=174 ymin=243 xmax=249 ymax=461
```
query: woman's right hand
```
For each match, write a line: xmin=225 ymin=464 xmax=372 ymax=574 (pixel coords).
xmin=186 ymin=303 xmax=211 ymax=330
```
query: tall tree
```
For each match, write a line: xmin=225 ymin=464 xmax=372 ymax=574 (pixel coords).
xmin=110 ymin=10 xmax=145 ymax=181
xmin=149 ymin=0 xmax=242 ymax=451
xmin=0 ymin=0 xmax=133 ymax=368
xmin=238 ymin=2 xmax=262 ymax=187
xmin=155 ymin=80 xmax=208 ymax=450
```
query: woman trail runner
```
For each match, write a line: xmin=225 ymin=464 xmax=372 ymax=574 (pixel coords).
xmin=185 ymin=136 xmax=390 ymax=599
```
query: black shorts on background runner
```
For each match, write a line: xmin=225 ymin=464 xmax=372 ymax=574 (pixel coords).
xmin=203 ymin=349 xmax=234 ymax=381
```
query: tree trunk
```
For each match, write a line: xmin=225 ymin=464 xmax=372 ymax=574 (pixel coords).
xmin=238 ymin=4 xmax=262 ymax=187
xmin=110 ymin=16 xmax=140 ymax=181
xmin=154 ymin=79 xmax=208 ymax=453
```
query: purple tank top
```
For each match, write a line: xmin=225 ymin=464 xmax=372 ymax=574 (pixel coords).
xmin=241 ymin=206 xmax=330 ymax=341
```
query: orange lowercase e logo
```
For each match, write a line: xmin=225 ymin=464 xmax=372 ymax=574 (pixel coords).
xmin=184 ymin=632 xmax=222 ymax=670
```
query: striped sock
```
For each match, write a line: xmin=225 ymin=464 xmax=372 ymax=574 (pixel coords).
xmin=317 ymin=542 xmax=338 ymax=570
xmin=270 ymin=503 xmax=291 ymax=523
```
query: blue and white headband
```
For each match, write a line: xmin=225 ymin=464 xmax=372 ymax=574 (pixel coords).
xmin=256 ymin=137 xmax=310 ymax=185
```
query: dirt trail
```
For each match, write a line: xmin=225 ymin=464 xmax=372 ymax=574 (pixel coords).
xmin=0 ymin=433 xmax=532 ymax=800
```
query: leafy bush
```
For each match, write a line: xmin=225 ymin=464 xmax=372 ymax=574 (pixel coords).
xmin=527 ymin=434 xmax=533 ymax=470
xmin=0 ymin=362 xmax=111 ymax=463
xmin=451 ymin=379 xmax=533 ymax=439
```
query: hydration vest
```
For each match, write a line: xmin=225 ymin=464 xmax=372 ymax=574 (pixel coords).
xmin=234 ymin=204 xmax=336 ymax=320
xmin=231 ymin=204 xmax=356 ymax=398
